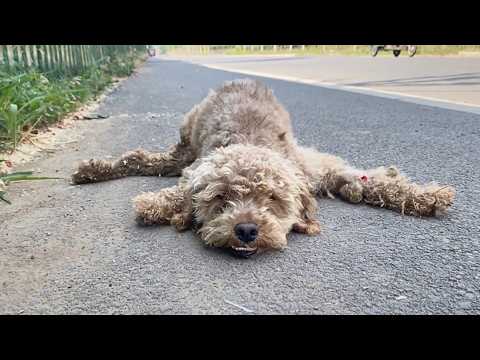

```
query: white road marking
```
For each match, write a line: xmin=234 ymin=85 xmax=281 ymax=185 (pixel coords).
xmin=224 ymin=299 xmax=255 ymax=313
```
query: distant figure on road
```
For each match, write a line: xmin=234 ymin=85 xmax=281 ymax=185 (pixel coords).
xmin=147 ymin=47 xmax=156 ymax=57
xmin=370 ymin=45 xmax=417 ymax=57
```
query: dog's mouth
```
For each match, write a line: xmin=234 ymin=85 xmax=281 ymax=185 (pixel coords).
xmin=229 ymin=245 xmax=258 ymax=258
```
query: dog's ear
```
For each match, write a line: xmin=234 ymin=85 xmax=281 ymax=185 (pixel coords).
xmin=133 ymin=184 xmax=193 ymax=231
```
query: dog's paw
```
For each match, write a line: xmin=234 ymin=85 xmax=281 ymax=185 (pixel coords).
xmin=134 ymin=215 xmax=155 ymax=226
xmin=171 ymin=213 xmax=192 ymax=232
xmin=386 ymin=166 xmax=400 ymax=178
xmin=71 ymin=159 xmax=112 ymax=184
xmin=293 ymin=219 xmax=321 ymax=235
xmin=339 ymin=182 xmax=363 ymax=204
xmin=426 ymin=184 xmax=456 ymax=216
xmin=71 ymin=160 xmax=94 ymax=184
xmin=132 ymin=192 xmax=176 ymax=226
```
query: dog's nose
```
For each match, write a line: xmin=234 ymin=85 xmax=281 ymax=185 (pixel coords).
xmin=234 ymin=223 xmax=258 ymax=243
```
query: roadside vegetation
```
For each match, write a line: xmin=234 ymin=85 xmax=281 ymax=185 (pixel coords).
xmin=0 ymin=45 xmax=148 ymax=204
xmin=0 ymin=159 xmax=60 ymax=204
xmin=0 ymin=52 xmax=144 ymax=152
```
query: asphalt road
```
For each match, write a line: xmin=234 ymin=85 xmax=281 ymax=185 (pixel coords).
xmin=177 ymin=55 xmax=480 ymax=108
xmin=1 ymin=57 xmax=479 ymax=314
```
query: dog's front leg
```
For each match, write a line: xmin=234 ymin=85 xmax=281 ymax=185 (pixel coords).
xmin=132 ymin=185 xmax=193 ymax=230
xmin=72 ymin=144 xmax=194 ymax=184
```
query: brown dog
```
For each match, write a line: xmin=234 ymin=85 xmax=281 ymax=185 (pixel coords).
xmin=72 ymin=79 xmax=455 ymax=256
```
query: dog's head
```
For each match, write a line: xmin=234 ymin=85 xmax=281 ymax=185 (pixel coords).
xmin=180 ymin=144 xmax=318 ymax=256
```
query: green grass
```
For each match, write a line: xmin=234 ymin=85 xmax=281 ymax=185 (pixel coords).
xmin=0 ymin=160 xmax=60 ymax=204
xmin=0 ymin=52 xmax=144 ymax=152
xmin=0 ymin=51 xmax=146 ymax=204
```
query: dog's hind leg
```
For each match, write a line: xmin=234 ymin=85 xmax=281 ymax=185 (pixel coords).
xmin=300 ymin=147 xmax=455 ymax=217
xmin=360 ymin=166 xmax=455 ymax=217
xmin=72 ymin=143 xmax=195 ymax=184
xmin=299 ymin=147 xmax=364 ymax=202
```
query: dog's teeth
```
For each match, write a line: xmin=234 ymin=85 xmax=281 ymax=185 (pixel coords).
xmin=233 ymin=246 xmax=256 ymax=252
xmin=233 ymin=246 xmax=248 ymax=251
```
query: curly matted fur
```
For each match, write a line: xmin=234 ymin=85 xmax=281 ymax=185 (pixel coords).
xmin=72 ymin=79 xmax=455 ymax=255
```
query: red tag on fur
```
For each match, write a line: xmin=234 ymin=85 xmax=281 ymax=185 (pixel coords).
xmin=360 ymin=175 xmax=368 ymax=182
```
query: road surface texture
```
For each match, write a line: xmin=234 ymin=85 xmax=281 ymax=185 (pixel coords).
xmin=1 ymin=57 xmax=479 ymax=314
xmin=176 ymin=55 xmax=480 ymax=109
